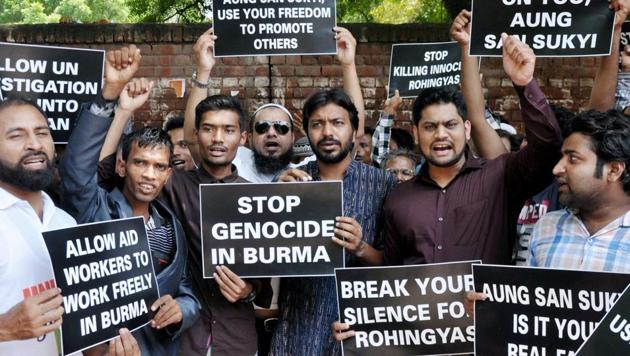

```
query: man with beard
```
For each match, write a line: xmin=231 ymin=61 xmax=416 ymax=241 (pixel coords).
xmin=270 ymin=89 xmax=396 ymax=356
xmin=382 ymin=33 xmax=563 ymax=266
xmin=183 ymin=26 xmax=365 ymax=182
xmin=527 ymin=110 xmax=630 ymax=272
xmin=232 ymin=103 xmax=296 ymax=182
xmin=0 ymin=98 xmax=74 ymax=354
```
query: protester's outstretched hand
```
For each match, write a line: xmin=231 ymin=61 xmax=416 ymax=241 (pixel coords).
xmin=501 ymin=33 xmax=535 ymax=87
xmin=333 ymin=216 xmax=368 ymax=257
xmin=213 ymin=265 xmax=253 ymax=303
xmin=276 ymin=168 xmax=313 ymax=182
xmin=103 ymin=45 xmax=142 ymax=100
xmin=193 ymin=28 xmax=217 ymax=76
xmin=332 ymin=321 xmax=355 ymax=342
xmin=334 ymin=26 xmax=357 ymax=67
xmin=0 ymin=288 xmax=63 ymax=341
xmin=450 ymin=9 xmax=472 ymax=46
xmin=118 ymin=78 xmax=154 ymax=114
xmin=108 ymin=328 xmax=140 ymax=356
xmin=151 ymin=294 xmax=182 ymax=330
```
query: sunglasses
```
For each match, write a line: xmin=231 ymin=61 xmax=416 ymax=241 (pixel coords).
xmin=254 ymin=120 xmax=291 ymax=135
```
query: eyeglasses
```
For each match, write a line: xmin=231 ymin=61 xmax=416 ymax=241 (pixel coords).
xmin=254 ymin=120 xmax=291 ymax=135
xmin=386 ymin=168 xmax=415 ymax=177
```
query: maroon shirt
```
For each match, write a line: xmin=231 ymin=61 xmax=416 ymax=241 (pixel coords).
xmin=159 ymin=166 xmax=270 ymax=356
xmin=383 ymin=80 xmax=562 ymax=266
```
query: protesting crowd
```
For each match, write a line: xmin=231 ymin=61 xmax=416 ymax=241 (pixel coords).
xmin=1 ymin=0 xmax=630 ymax=355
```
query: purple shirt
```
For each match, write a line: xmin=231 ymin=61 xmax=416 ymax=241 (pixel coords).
xmin=383 ymin=80 xmax=562 ymax=265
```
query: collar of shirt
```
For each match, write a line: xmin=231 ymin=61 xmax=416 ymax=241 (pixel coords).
xmin=304 ymin=159 xmax=358 ymax=181
xmin=0 ymin=186 xmax=58 ymax=227
xmin=195 ymin=164 xmax=241 ymax=183
xmin=415 ymin=152 xmax=483 ymax=188
xmin=566 ymin=208 xmax=630 ymax=237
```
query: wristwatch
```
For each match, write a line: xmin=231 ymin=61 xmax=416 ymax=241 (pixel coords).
xmin=192 ymin=70 xmax=211 ymax=89
xmin=240 ymin=289 xmax=257 ymax=303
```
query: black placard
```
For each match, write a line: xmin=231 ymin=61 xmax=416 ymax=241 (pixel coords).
xmin=335 ymin=261 xmax=479 ymax=356
xmin=42 ymin=217 xmax=159 ymax=355
xmin=200 ymin=181 xmax=344 ymax=278
xmin=576 ymin=284 xmax=630 ymax=355
xmin=621 ymin=21 xmax=630 ymax=49
xmin=473 ymin=264 xmax=630 ymax=356
xmin=388 ymin=42 xmax=462 ymax=98
xmin=211 ymin=0 xmax=337 ymax=57
xmin=469 ymin=0 xmax=614 ymax=57
xmin=0 ymin=43 xmax=104 ymax=143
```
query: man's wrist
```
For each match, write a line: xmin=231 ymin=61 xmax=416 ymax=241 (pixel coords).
xmin=102 ymin=84 xmax=125 ymax=101
xmin=239 ymin=284 xmax=256 ymax=303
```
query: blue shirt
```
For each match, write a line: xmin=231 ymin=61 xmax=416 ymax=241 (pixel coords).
xmin=530 ymin=209 xmax=630 ymax=272
xmin=270 ymin=160 xmax=396 ymax=356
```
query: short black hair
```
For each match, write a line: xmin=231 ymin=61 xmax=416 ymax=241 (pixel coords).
xmin=549 ymin=104 xmax=576 ymax=137
xmin=163 ymin=116 xmax=185 ymax=133
xmin=412 ymin=86 xmax=467 ymax=126
xmin=0 ymin=97 xmax=47 ymax=120
xmin=121 ymin=127 xmax=173 ymax=162
xmin=195 ymin=95 xmax=245 ymax=132
xmin=363 ymin=127 xmax=375 ymax=136
xmin=565 ymin=109 xmax=630 ymax=193
xmin=302 ymin=89 xmax=359 ymax=133
xmin=391 ymin=128 xmax=415 ymax=151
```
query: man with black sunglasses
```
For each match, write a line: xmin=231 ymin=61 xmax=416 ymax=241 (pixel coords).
xmin=232 ymin=103 xmax=297 ymax=182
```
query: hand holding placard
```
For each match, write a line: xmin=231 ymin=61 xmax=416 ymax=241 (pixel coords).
xmin=103 ymin=45 xmax=142 ymax=101
xmin=334 ymin=26 xmax=356 ymax=68
xmin=276 ymin=168 xmax=313 ymax=182
xmin=332 ymin=216 xmax=365 ymax=256
xmin=502 ymin=33 xmax=535 ymax=86
xmin=213 ymin=265 xmax=254 ymax=303
xmin=150 ymin=294 xmax=183 ymax=330
xmin=611 ymin=0 xmax=630 ymax=27
xmin=193 ymin=28 xmax=218 ymax=79
xmin=0 ymin=287 xmax=64 ymax=341
xmin=107 ymin=328 xmax=140 ymax=356
xmin=451 ymin=10 xmax=472 ymax=47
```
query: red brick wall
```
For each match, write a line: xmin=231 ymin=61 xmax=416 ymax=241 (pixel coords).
xmin=0 ymin=23 xmax=599 ymax=132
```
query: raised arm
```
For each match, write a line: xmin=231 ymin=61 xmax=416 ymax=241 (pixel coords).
xmin=371 ymin=89 xmax=402 ymax=165
xmin=502 ymin=34 xmax=562 ymax=201
xmin=452 ymin=9 xmax=507 ymax=159
xmin=99 ymin=78 xmax=153 ymax=160
xmin=588 ymin=1 xmax=629 ymax=110
xmin=335 ymin=26 xmax=365 ymax=136
xmin=59 ymin=46 xmax=140 ymax=222
xmin=184 ymin=28 xmax=217 ymax=166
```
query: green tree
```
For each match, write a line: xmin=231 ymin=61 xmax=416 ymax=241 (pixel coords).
xmin=127 ymin=0 xmax=209 ymax=23
xmin=0 ymin=0 xmax=129 ymax=24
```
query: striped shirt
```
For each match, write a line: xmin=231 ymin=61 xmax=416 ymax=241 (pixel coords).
xmin=529 ymin=209 xmax=630 ymax=272
xmin=270 ymin=160 xmax=396 ymax=356
xmin=146 ymin=208 xmax=176 ymax=274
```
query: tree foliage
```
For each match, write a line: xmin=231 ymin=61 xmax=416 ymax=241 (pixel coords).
xmin=0 ymin=0 xmax=129 ymax=24
xmin=0 ymin=0 xmax=458 ymax=24
xmin=126 ymin=0 xmax=210 ymax=23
